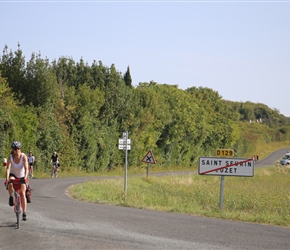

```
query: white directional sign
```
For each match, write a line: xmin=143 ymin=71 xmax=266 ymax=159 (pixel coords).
xmin=118 ymin=144 xmax=131 ymax=150
xmin=118 ymin=137 xmax=131 ymax=151
xmin=118 ymin=139 xmax=131 ymax=145
xmin=198 ymin=157 xmax=254 ymax=177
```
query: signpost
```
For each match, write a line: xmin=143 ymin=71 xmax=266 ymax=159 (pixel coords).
xmin=216 ymin=149 xmax=234 ymax=157
xmin=118 ymin=139 xmax=131 ymax=150
xmin=199 ymin=156 xmax=254 ymax=211
xmin=141 ymin=150 xmax=156 ymax=177
xmin=118 ymin=131 xmax=131 ymax=193
xmin=198 ymin=157 xmax=254 ymax=177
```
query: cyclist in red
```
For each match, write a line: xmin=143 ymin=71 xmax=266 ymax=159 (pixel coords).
xmin=4 ymin=141 xmax=29 ymax=221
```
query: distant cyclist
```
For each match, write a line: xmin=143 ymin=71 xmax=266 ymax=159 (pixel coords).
xmin=4 ymin=141 xmax=29 ymax=221
xmin=50 ymin=152 xmax=59 ymax=177
xmin=27 ymin=151 xmax=35 ymax=178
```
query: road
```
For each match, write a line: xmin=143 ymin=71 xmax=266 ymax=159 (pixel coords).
xmin=254 ymin=148 xmax=289 ymax=168
xmin=0 ymin=149 xmax=289 ymax=250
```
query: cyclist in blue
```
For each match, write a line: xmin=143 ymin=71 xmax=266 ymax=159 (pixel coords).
xmin=4 ymin=141 xmax=29 ymax=221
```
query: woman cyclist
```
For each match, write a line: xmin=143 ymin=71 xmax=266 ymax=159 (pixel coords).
xmin=5 ymin=141 xmax=29 ymax=221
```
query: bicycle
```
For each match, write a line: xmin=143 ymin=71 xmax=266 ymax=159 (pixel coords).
xmin=28 ymin=164 xmax=33 ymax=179
xmin=51 ymin=162 xmax=59 ymax=178
xmin=8 ymin=179 xmax=26 ymax=229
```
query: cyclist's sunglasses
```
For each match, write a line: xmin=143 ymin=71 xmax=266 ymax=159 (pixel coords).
xmin=12 ymin=147 xmax=21 ymax=150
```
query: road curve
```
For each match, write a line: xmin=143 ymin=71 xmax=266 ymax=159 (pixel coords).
xmin=254 ymin=148 xmax=290 ymax=168
xmin=0 ymin=149 xmax=289 ymax=250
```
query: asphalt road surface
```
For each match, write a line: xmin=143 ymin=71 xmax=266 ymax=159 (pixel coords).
xmin=0 ymin=149 xmax=289 ymax=250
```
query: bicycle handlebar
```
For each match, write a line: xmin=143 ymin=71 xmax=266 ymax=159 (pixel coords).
xmin=9 ymin=178 xmax=28 ymax=185
xmin=10 ymin=178 xmax=22 ymax=183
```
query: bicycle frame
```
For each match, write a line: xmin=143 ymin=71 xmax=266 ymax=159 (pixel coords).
xmin=10 ymin=179 xmax=23 ymax=229
xmin=51 ymin=163 xmax=58 ymax=178
xmin=14 ymin=189 xmax=22 ymax=229
xmin=28 ymin=166 xmax=33 ymax=179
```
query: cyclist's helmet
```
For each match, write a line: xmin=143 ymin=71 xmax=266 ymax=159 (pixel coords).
xmin=53 ymin=152 xmax=57 ymax=155
xmin=11 ymin=141 xmax=22 ymax=149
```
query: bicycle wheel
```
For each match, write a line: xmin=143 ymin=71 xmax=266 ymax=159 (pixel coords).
xmin=16 ymin=209 xmax=20 ymax=229
xmin=15 ymin=195 xmax=20 ymax=229
xmin=51 ymin=166 xmax=57 ymax=178
xmin=28 ymin=169 xmax=32 ymax=179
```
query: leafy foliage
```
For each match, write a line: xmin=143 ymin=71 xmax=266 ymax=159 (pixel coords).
xmin=1 ymin=44 xmax=289 ymax=173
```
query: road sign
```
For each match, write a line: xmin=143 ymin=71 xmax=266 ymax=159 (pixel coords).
xmin=141 ymin=150 xmax=156 ymax=164
xmin=216 ymin=149 xmax=234 ymax=157
xmin=198 ymin=157 xmax=254 ymax=177
xmin=119 ymin=139 xmax=131 ymax=145
xmin=118 ymin=144 xmax=131 ymax=150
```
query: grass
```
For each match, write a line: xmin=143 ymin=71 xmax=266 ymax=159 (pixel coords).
xmin=2 ymin=140 xmax=287 ymax=227
xmin=49 ymin=141 xmax=290 ymax=228
xmin=68 ymin=166 xmax=290 ymax=228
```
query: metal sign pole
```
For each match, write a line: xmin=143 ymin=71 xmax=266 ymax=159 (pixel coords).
xmin=124 ymin=131 xmax=128 ymax=193
xmin=119 ymin=132 xmax=131 ymax=194
xmin=146 ymin=163 xmax=149 ymax=177
xmin=219 ymin=175 xmax=225 ymax=211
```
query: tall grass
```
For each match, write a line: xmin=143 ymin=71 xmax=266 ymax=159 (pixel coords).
xmin=69 ymin=166 xmax=290 ymax=227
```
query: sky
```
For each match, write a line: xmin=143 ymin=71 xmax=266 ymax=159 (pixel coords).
xmin=1 ymin=0 xmax=290 ymax=117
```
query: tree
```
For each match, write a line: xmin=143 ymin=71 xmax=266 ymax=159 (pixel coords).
xmin=0 ymin=44 xmax=26 ymax=100
xmin=0 ymin=72 xmax=17 ymax=160
xmin=25 ymin=53 xmax=59 ymax=108
xmin=52 ymin=57 xmax=77 ymax=99
xmin=123 ymin=66 xmax=132 ymax=87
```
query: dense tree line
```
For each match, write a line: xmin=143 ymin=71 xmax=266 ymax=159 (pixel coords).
xmin=1 ymin=44 xmax=289 ymax=174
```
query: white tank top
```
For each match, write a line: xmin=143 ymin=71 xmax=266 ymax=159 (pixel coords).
xmin=10 ymin=153 xmax=25 ymax=178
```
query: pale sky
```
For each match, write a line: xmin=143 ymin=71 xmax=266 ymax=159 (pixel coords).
xmin=1 ymin=0 xmax=290 ymax=117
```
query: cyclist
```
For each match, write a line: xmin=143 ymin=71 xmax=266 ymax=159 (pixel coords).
xmin=50 ymin=152 xmax=59 ymax=177
xmin=4 ymin=141 xmax=29 ymax=221
xmin=27 ymin=151 xmax=35 ymax=178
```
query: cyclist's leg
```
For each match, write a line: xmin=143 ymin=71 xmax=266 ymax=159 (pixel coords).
xmin=8 ymin=175 xmax=15 ymax=206
xmin=29 ymin=163 xmax=34 ymax=177
xmin=19 ymin=183 xmax=27 ymax=220
xmin=28 ymin=166 xmax=31 ymax=178
xmin=51 ymin=164 xmax=55 ymax=177
xmin=8 ymin=178 xmax=14 ymax=195
xmin=54 ymin=162 xmax=58 ymax=177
